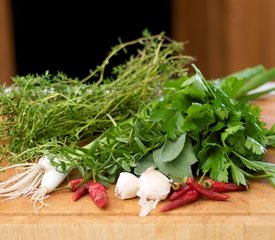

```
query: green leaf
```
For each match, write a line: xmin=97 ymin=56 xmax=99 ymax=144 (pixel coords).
xmin=115 ymin=137 xmax=129 ymax=144
xmin=183 ymin=103 xmax=216 ymax=133
xmin=268 ymin=124 xmax=275 ymax=133
xmin=221 ymin=124 xmax=244 ymax=145
xmin=209 ymin=121 xmax=225 ymax=133
xmin=231 ymin=150 xmax=262 ymax=172
xmin=268 ymin=176 xmax=275 ymax=187
xmin=60 ymin=161 xmax=67 ymax=172
xmin=235 ymin=67 xmax=275 ymax=99
xmin=163 ymin=76 xmax=188 ymax=92
xmin=245 ymin=136 xmax=266 ymax=155
xmin=226 ymin=131 xmax=247 ymax=155
xmin=134 ymin=137 xmax=147 ymax=153
xmin=152 ymin=133 xmax=186 ymax=163
xmin=181 ymin=73 xmax=208 ymax=100
xmin=121 ymin=160 xmax=131 ymax=172
xmin=150 ymin=108 xmax=172 ymax=123
xmin=227 ymin=65 xmax=265 ymax=80
xmin=201 ymin=148 xmax=230 ymax=182
xmin=77 ymin=165 xmax=86 ymax=177
xmin=96 ymin=174 xmax=111 ymax=187
xmin=134 ymin=153 xmax=156 ymax=175
xmin=142 ymin=28 xmax=151 ymax=37
xmin=153 ymin=136 xmax=198 ymax=181
xmin=238 ymin=86 xmax=275 ymax=102
xmin=161 ymin=112 xmax=185 ymax=139
xmin=253 ymin=161 xmax=275 ymax=172
xmin=215 ymin=76 xmax=246 ymax=99
xmin=107 ymin=165 xmax=118 ymax=175
xmin=265 ymin=124 xmax=275 ymax=147
xmin=229 ymin=160 xmax=252 ymax=186
xmin=265 ymin=135 xmax=275 ymax=147
xmin=213 ymin=99 xmax=229 ymax=120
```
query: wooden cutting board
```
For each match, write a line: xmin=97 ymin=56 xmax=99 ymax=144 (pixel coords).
xmin=0 ymin=96 xmax=275 ymax=240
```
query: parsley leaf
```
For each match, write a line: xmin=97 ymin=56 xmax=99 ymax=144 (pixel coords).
xmin=200 ymin=147 xmax=230 ymax=182
xmin=245 ymin=136 xmax=266 ymax=155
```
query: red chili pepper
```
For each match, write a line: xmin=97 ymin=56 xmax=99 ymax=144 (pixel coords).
xmin=68 ymin=178 xmax=83 ymax=191
xmin=204 ymin=179 xmax=247 ymax=193
xmin=186 ymin=177 xmax=230 ymax=201
xmin=169 ymin=185 xmax=192 ymax=201
xmin=160 ymin=190 xmax=200 ymax=212
xmin=72 ymin=180 xmax=92 ymax=201
xmin=72 ymin=185 xmax=88 ymax=201
xmin=88 ymin=182 xmax=108 ymax=208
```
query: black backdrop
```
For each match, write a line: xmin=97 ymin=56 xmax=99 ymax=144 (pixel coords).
xmin=12 ymin=1 xmax=171 ymax=79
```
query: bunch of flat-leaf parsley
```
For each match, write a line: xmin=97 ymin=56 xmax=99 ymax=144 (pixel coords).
xmin=135 ymin=64 xmax=275 ymax=186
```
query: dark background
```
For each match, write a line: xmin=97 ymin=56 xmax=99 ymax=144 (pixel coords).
xmin=11 ymin=1 xmax=171 ymax=79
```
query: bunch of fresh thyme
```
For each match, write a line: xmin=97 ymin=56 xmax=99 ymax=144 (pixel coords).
xmin=0 ymin=32 xmax=191 ymax=164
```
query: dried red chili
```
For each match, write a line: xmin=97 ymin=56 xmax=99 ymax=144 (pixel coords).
xmin=186 ymin=177 xmax=230 ymax=201
xmin=88 ymin=182 xmax=108 ymax=208
xmin=204 ymin=179 xmax=247 ymax=192
xmin=160 ymin=190 xmax=200 ymax=212
xmin=68 ymin=178 xmax=83 ymax=191
xmin=72 ymin=180 xmax=92 ymax=201
xmin=169 ymin=185 xmax=192 ymax=201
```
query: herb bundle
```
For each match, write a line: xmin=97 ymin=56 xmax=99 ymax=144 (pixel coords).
xmin=0 ymin=32 xmax=191 ymax=164
xmin=143 ymin=65 xmax=275 ymax=186
xmin=57 ymin=64 xmax=275 ymax=187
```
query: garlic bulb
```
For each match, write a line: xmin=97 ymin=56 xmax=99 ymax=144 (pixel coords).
xmin=115 ymin=172 xmax=139 ymax=200
xmin=137 ymin=167 xmax=171 ymax=217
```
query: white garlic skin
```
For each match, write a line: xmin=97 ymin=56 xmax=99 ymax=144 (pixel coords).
xmin=115 ymin=172 xmax=139 ymax=200
xmin=137 ymin=167 xmax=171 ymax=201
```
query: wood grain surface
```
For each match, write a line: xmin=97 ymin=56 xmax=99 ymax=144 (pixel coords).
xmin=0 ymin=0 xmax=15 ymax=85
xmin=0 ymin=96 xmax=275 ymax=240
xmin=171 ymin=0 xmax=275 ymax=79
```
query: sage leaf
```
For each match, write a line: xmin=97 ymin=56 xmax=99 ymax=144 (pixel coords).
xmin=153 ymin=137 xmax=198 ymax=181
xmin=134 ymin=153 xmax=156 ymax=176
xmin=152 ymin=133 xmax=186 ymax=163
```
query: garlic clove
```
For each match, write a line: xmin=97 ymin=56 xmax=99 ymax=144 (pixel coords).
xmin=137 ymin=167 xmax=171 ymax=217
xmin=115 ymin=172 xmax=139 ymax=200
xmin=137 ymin=167 xmax=171 ymax=200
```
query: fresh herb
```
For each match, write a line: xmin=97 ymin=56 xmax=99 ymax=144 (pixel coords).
xmin=57 ymin=64 xmax=275 ymax=188
xmin=211 ymin=65 xmax=275 ymax=101
xmin=146 ymin=64 xmax=275 ymax=186
xmin=0 ymin=32 xmax=191 ymax=164
xmin=265 ymin=125 xmax=275 ymax=147
xmin=58 ymin=108 xmax=166 ymax=186
xmin=2 ymin=31 xmax=275 ymax=189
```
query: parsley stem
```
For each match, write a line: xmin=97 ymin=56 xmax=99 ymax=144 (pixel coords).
xmin=191 ymin=64 xmax=216 ymax=99
xmin=252 ymin=173 xmax=274 ymax=179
